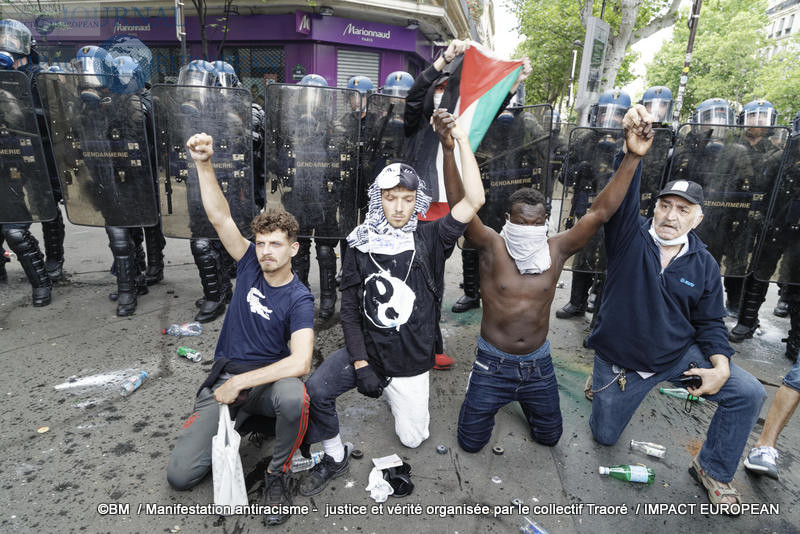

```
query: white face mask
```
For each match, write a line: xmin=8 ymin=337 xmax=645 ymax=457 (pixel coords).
xmin=433 ymin=92 xmax=443 ymax=109
xmin=499 ymin=220 xmax=551 ymax=274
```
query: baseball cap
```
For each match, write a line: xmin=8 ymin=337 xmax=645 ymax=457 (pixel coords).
xmin=375 ymin=163 xmax=420 ymax=191
xmin=657 ymin=180 xmax=704 ymax=207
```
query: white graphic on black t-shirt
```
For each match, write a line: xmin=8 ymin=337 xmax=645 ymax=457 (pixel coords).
xmin=246 ymin=288 xmax=273 ymax=320
xmin=363 ymin=270 xmax=416 ymax=331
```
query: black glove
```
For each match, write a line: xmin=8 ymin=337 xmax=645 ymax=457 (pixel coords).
xmin=355 ymin=365 xmax=388 ymax=398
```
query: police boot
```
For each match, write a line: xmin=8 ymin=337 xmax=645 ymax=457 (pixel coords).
xmin=143 ymin=224 xmax=166 ymax=285
xmin=724 ymin=276 xmax=743 ymax=317
xmin=42 ymin=209 xmax=65 ymax=281
xmin=192 ymin=238 xmax=228 ymax=323
xmin=6 ymin=228 xmax=51 ymax=306
xmin=317 ymin=244 xmax=337 ymax=320
xmin=107 ymin=227 xmax=143 ymax=316
xmin=783 ymin=295 xmax=800 ymax=363
xmin=729 ymin=277 xmax=768 ymax=342
xmin=556 ymin=271 xmax=592 ymax=319
xmin=774 ymin=285 xmax=789 ymax=317
xmin=292 ymin=239 xmax=311 ymax=289
xmin=452 ymin=249 xmax=480 ymax=313
xmin=0 ymin=236 xmax=8 ymax=283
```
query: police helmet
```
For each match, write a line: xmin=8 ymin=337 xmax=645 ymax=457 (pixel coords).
xmin=113 ymin=55 xmax=148 ymax=94
xmin=73 ymin=46 xmax=115 ymax=102
xmin=739 ymin=99 xmax=776 ymax=127
xmin=177 ymin=60 xmax=217 ymax=87
xmin=0 ymin=19 xmax=32 ymax=69
xmin=347 ymin=75 xmax=374 ymax=94
xmin=298 ymin=74 xmax=328 ymax=87
xmin=593 ymin=89 xmax=631 ymax=128
xmin=383 ymin=71 xmax=413 ymax=97
xmin=212 ymin=60 xmax=240 ymax=88
xmin=692 ymin=98 xmax=734 ymax=125
xmin=641 ymin=86 xmax=673 ymax=123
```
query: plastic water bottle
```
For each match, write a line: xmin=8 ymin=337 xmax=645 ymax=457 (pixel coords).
xmin=598 ymin=464 xmax=655 ymax=484
xmin=176 ymin=346 xmax=202 ymax=362
xmin=630 ymin=440 xmax=667 ymax=458
xmin=659 ymin=387 xmax=706 ymax=403
xmin=290 ymin=450 xmax=325 ymax=472
xmin=520 ymin=516 xmax=549 ymax=534
xmin=162 ymin=322 xmax=203 ymax=337
xmin=120 ymin=371 xmax=148 ymax=397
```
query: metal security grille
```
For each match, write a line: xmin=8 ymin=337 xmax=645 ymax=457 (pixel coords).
xmin=336 ymin=49 xmax=380 ymax=89
xmin=221 ymin=47 xmax=285 ymax=105
xmin=149 ymin=46 xmax=183 ymax=84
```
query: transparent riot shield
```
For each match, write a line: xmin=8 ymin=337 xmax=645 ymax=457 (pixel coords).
xmin=473 ymin=105 xmax=553 ymax=232
xmin=152 ymin=84 xmax=256 ymax=239
xmin=0 ymin=70 xmax=57 ymax=223
xmin=667 ymin=124 xmax=789 ymax=277
xmin=264 ymin=84 xmax=360 ymax=240
xmin=557 ymin=127 xmax=624 ymax=272
xmin=362 ymin=93 xmax=406 ymax=215
xmin=752 ymin=134 xmax=800 ymax=284
xmin=638 ymin=128 xmax=673 ymax=218
xmin=37 ymin=72 xmax=158 ymax=227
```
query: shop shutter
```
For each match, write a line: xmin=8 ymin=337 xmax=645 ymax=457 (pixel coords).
xmin=336 ymin=49 xmax=380 ymax=89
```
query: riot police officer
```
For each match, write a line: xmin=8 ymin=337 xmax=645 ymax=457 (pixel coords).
xmin=640 ymin=86 xmax=673 ymax=126
xmin=0 ymin=19 xmax=65 ymax=306
xmin=556 ymin=89 xmax=629 ymax=320
xmin=728 ymin=100 xmax=783 ymax=341
xmin=383 ymin=71 xmax=413 ymax=98
xmin=72 ymin=46 xmax=152 ymax=315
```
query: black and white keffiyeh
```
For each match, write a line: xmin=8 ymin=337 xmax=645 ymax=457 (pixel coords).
xmin=346 ymin=174 xmax=432 ymax=254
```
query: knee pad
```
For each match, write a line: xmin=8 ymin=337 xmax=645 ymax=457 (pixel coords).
xmin=106 ymin=227 xmax=133 ymax=256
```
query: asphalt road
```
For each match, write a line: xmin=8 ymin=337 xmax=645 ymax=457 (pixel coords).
xmin=1 ymin=215 xmax=798 ymax=534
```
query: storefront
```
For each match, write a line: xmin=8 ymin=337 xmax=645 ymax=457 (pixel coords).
xmin=26 ymin=8 xmax=438 ymax=99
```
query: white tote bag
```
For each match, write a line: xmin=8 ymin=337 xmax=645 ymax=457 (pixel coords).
xmin=211 ymin=404 xmax=249 ymax=509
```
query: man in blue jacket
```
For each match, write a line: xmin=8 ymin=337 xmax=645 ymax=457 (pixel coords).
xmin=587 ymin=158 xmax=766 ymax=508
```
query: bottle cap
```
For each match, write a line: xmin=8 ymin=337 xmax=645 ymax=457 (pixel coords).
xmin=598 ymin=466 xmax=609 ymax=474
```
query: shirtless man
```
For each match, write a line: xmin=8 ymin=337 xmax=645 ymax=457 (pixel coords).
xmin=436 ymin=106 xmax=655 ymax=452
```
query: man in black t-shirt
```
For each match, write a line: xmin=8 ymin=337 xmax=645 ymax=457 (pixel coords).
xmin=298 ymin=110 xmax=485 ymax=497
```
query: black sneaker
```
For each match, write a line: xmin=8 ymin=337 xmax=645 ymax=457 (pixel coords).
xmin=299 ymin=445 xmax=351 ymax=496
xmin=262 ymin=471 xmax=292 ymax=526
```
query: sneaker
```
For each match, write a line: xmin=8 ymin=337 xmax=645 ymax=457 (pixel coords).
xmin=434 ymin=353 xmax=454 ymax=370
xmin=744 ymin=446 xmax=780 ymax=479
xmin=262 ymin=471 xmax=293 ymax=526
xmin=298 ymin=444 xmax=351 ymax=496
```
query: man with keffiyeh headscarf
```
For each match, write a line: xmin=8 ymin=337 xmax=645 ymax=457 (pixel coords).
xmin=297 ymin=110 xmax=485 ymax=498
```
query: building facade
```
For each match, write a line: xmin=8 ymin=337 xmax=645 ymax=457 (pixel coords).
xmin=765 ymin=0 xmax=800 ymax=59
xmin=3 ymin=0 xmax=491 ymax=99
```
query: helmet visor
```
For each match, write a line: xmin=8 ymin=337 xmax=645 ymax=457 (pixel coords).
xmin=0 ymin=23 xmax=31 ymax=56
xmin=596 ymin=103 xmax=627 ymax=128
xmin=742 ymin=108 xmax=775 ymax=127
xmin=643 ymin=98 xmax=673 ymax=123
xmin=177 ymin=67 xmax=215 ymax=87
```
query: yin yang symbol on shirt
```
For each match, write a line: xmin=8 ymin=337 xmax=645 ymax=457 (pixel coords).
xmin=363 ymin=270 xmax=416 ymax=331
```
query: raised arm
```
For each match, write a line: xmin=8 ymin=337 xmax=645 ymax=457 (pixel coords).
xmin=551 ymin=105 xmax=654 ymax=260
xmin=432 ymin=111 xmax=485 ymax=224
xmin=186 ymin=133 xmax=251 ymax=261
xmin=435 ymin=110 xmax=492 ymax=247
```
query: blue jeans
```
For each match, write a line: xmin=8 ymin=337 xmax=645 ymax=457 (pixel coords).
xmin=458 ymin=338 xmax=562 ymax=452
xmin=783 ymin=358 xmax=800 ymax=393
xmin=589 ymin=344 xmax=766 ymax=482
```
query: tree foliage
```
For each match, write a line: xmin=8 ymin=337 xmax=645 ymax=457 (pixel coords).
xmin=511 ymin=0 xmax=680 ymax=109
xmin=645 ymin=0 xmax=783 ymax=120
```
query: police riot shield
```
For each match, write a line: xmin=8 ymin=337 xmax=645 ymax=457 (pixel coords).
xmin=264 ymin=84 xmax=360 ymax=240
xmin=474 ymin=105 xmax=553 ymax=232
xmin=37 ymin=72 xmax=158 ymax=227
xmin=752 ymin=133 xmax=800 ymax=284
xmin=667 ymin=124 xmax=789 ymax=277
xmin=152 ymin=84 xmax=256 ymax=239
xmin=362 ymin=93 xmax=406 ymax=215
xmin=0 ymin=70 xmax=57 ymax=223
xmin=638 ymin=128 xmax=673 ymax=218
xmin=557 ymin=127 xmax=625 ymax=272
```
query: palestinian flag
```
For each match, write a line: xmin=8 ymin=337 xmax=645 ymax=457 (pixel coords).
xmin=455 ymin=45 xmax=523 ymax=151
xmin=420 ymin=44 xmax=522 ymax=219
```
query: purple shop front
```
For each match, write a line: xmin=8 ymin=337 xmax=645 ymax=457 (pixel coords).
xmin=25 ymin=8 xmax=436 ymax=86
